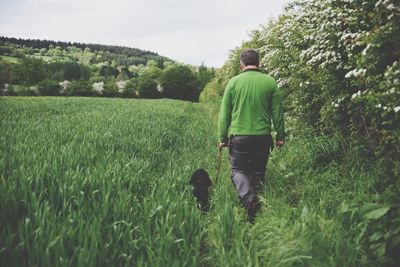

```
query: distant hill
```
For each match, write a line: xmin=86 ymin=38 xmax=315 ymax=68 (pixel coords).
xmin=0 ymin=36 xmax=215 ymax=101
xmin=0 ymin=36 xmax=172 ymax=67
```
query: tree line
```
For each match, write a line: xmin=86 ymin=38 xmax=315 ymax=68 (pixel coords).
xmin=0 ymin=38 xmax=215 ymax=101
xmin=0 ymin=36 xmax=166 ymax=66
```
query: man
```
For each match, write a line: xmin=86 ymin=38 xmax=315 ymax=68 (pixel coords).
xmin=218 ymin=49 xmax=285 ymax=222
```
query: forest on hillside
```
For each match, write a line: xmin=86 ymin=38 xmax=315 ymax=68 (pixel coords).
xmin=0 ymin=36 xmax=215 ymax=101
xmin=0 ymin=36 xmax=167 ymax=67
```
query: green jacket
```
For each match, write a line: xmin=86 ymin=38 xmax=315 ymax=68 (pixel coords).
xmin=218 ymin=69 xmax=285 ymax=142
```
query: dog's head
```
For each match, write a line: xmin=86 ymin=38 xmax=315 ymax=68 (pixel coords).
xmin=190 ymin=168 xmax=212 ymax=212
xmin=189 ymin=168 xmax=212 ymax=188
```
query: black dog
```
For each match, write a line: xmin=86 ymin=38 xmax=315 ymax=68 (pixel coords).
xmin=189 ymin=168 xmax=212 ymax=212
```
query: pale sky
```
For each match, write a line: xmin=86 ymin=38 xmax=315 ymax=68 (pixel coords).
xmin=0 ymin=0 xmax=291 ymax=67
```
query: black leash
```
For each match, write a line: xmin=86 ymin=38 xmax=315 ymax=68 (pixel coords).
xmin=214 ymin=146 xmax=222 ymax=185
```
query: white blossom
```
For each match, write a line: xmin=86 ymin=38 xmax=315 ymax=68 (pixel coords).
xmin=362 ymin=44 xmax=372 ymax=56
xmin=29 ymin=86 xmax=39 ymax=95
xmin=394 ymin=106 xmax=400 ymax=113
xmin=345 ymin=69 xmax=367 ymax=79
xmin=278 ymin=79 xmax=287 ymax=88
xmin=93 ymin=81 xmax=104 ymax=94
xmin=351 ymin=90 xmax=362 ymax=100
xmin=117 ymin=81 xmax=127 ymax=93
xmin=59 ymin=80 xmax=70 ymax=94
xmin=3 ymin=83 xmax=9 ymax=92
xmin=337 ymin=96 xmax=345 ymax=103
xmin=157 ymin=84 xmax=164 ymax=93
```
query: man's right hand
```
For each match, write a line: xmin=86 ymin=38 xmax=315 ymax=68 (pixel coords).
xmin=219 ymin=142 xmax=228 ymax=148
xmin=276 ymin=140 xmax=284 ymax=149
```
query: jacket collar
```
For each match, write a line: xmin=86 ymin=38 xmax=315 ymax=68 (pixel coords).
xmin=241 ymin=68 xmax=264 ymax=73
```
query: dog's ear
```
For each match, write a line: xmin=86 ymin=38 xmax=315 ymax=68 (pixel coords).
xmin=190 ymin=168 xmax=212 ymax=187
xmin=189 ymin=169 xmax=200 ymax=186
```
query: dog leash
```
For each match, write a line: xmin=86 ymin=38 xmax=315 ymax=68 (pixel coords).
xmin=214 ymin=146 xmax=222 ymax=185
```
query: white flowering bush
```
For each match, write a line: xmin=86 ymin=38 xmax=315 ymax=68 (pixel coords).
xmin=258 ymin=0 xmax=399 ymax=163
xmin=116 ymin=80 xmax=127 ymax=94
xmin=93 ymin=81 xmax=104 ymax=95
xmin=59 ymin=80 xmax=70 ymax=95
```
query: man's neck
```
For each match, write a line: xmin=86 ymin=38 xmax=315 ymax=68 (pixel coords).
xmin=242 ymin=65 xmax=259 ymax=71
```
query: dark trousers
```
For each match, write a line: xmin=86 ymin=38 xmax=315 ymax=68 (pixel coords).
xmin=229 ymin=135 xmax=273 ymax=208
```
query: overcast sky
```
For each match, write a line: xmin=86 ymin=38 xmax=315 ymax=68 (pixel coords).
xmin=0 ymin=0 xmax=290 ymax=67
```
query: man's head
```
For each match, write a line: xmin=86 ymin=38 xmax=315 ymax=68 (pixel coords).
xmin=240 ymin=49 xmax=259 ymax=68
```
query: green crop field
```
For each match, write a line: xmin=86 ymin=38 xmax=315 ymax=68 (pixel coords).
xmin=0 ymin=97 xmax=397 ymax=266
xmin=0 ymin=55 xmax=20 ymax=64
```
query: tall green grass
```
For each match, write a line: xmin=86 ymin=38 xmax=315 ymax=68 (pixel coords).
xmin=1 ymin=97 xmax=398 ymax=266
xmin=0 ymin=97 xmax=217 ymax=266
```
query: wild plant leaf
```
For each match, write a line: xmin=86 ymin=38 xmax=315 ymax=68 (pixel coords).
xmin=360 ymin=204 xmax=390 ymax=221
xmin=369 ymin=232 xmax=383 ymax=242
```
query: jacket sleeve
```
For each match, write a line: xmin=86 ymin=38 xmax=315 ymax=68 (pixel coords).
xmin=272 ymin=84 xmax=285 ymax=141
xmin=218 ymin=82 xmax=233 ymax=143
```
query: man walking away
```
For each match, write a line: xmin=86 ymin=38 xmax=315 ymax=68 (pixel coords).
xmin=218 ymin=49 xmax=285 ymax=223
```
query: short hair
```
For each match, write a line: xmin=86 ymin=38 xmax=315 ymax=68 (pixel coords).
xmin=240 ymin=49 xmax=259 ymax=66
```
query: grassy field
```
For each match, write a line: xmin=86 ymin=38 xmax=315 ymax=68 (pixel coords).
xmin=0 ymin=97 xmax=397 ymax=266
xmin=0 ymin=55 xmax=20 ymax=63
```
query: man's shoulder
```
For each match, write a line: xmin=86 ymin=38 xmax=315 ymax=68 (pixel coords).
xmin=238 ymin=70 xmax=277 ymax=83
xmin=226 ymin=74 xmax=240 ymax=87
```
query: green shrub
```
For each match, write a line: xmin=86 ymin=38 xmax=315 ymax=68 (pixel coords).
xmin=161 ymin=65 xmax=199 ymax=101
xmin=103 ymin=79 xmax=117 ymax=97
xmin=67 ymin=80 xmax=93 ymax=96
xmin=137 ymin=73 xmax=158 ymax=99
xmin=37 ymin=79 xmax=61 ymax=96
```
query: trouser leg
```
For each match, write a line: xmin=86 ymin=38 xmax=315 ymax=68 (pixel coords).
xmin=249 ymin=148 xmax=270 ymax=192
xmin=229 ymin=135 xmax=272 ymax=209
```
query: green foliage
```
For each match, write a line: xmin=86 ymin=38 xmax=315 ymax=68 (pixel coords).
xmin=11 ymin=56 xmax=47 ymax=85
xmin=103 ymin=79 xmax=118 ymax=97
xmin=1 ymin=38 xmax=211 ymax=102
xmin=121 ymin=78 xmax=137 ymax=98
xmin=48 ymin=61 xmax=91 ymax=81
xmin=199 ymin=79 xmax=224 ymax=102
xmin=0 ymin=36 xmax=170 ymax=67
xmin=161 ymin=65 xmax=199 ymax=101
xmin=0 ymin=55 xmax=20 ymax=64
xmin=199 ymin=46 xmax=244 ymax=102
xmin=99 ymin=65 xmax=119 ymax=78
xmin=137 ymin=72 xmax=158 ymax=99
xmin=5 ymin=84 xmax=38 ymax=96
xmin=67 ymin=80 xmax=94 ymax=96
xmin=0 ymin=59 xmax=13 ymax=87
xmin=196 ymin=63 xmax=214 ymax=91
xmin=116 ymin=67 xmax=130 ymax=81
xmin=37 ymin=79 xmax=61 ymax=96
